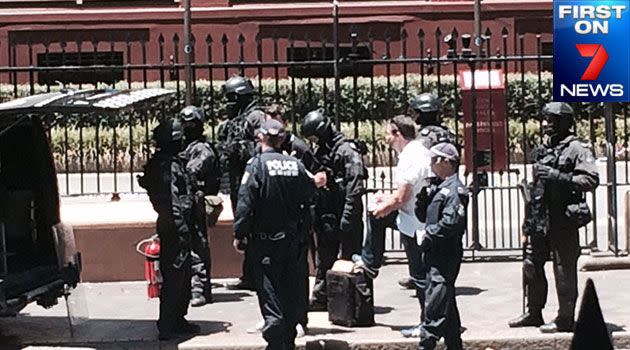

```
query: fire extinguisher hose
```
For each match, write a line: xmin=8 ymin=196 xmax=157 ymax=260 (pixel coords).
xmin=135 ymin=237 xmax=159 ymax=259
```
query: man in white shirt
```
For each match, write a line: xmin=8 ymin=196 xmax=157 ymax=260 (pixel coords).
xmin=353 ymin=115 xmax=433 ymax=328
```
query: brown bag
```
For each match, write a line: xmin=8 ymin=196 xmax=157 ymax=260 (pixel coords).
xmin=204 ymin=195 xmax=224 ymax=227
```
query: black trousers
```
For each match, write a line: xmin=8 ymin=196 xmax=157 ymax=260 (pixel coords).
xmin=296 ymin=240 xmax=310 ymax=327
xmin=419 ymin=245 xmax=463 ymax=350
xmin=525 ymin=227 xmax=580 ymax=323
xmin=157 ymin=232 xmax=192 ymax=334
xmin=311 ymin=215 xmax=362 ymax=305
xmin=360 ymin=211 xmax=426 ymax=319
xmin=251 ymin=236 xmax=301 ymax=350
xmin=190 ymin=226 xmax=212 ymax=299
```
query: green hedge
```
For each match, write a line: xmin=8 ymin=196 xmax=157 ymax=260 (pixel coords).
xmin=2 ymin=73 xmax=627 ymax=171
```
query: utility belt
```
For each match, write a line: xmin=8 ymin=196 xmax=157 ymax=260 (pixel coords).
xmin=250 ymin=232 xmax=287 ymax=241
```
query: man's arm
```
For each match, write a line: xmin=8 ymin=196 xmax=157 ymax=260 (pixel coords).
xmin=233 ymin=160 xmax=259 ymax=240
xmin=372 ymin=182 xmax=413 ymax=218
xmin=171 ymin=162 xmax=192 ymax=238
xmin=338 ymin=146 xmax=367 ymax=234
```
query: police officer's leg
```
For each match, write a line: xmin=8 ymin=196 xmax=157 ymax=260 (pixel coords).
xmin=361 ymin=211 xmax=397 ymax=271
xmin=296 ymin=239 xmax=310 ymax=328
xmin=510 ymin=233 xmax=549 ymax=327
xmin=443 ymin=251 xmax=463 ymax=350
xmin=281 ymin=238 xmax=302 ymax=349
xmin=550 ymin=228 xmax=580 ymax=327
xmin=340 ymin=221 xmax=363 ymax=261
xmin=418 ymin=265 xmax=447 ymax=350
xmin=253 ymin=239 xmax=292 ymax=350
xmin=158 ymin=233 xmax=190 ymax=338
xmin=526 ymin=234 xmax=550 ymax=313
xmin=191 ymin=227 xmax=212 ymax=305
xmin=400 ymin=232 xmax=427 ymax=322
xmin=311 ymin=215 xmax=340 ymax=308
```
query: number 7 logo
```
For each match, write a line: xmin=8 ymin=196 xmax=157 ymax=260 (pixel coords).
xmin=576 ymin=44 xmax=608 ymax=81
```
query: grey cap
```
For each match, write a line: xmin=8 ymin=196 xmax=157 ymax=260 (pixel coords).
xmin=430 ymin=142 xmax=460 ymax=162
xmin=259 ymin=119 xmax=285 ymax=136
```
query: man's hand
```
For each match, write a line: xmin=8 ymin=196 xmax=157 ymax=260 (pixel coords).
xmin=372 ymin=205 xmax=388 ymax=219
xmin=233 ymin=238 xmax=247 ymax=254
xmin=535 ymin=165 xmax=560 ymax=181
xmin=313 ymin=171 xmax=327 ymax=188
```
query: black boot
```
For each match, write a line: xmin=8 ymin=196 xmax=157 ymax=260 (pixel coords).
xmin=508 ymin=310 xmax=544 ymax=328
xmin=539 ymin=318 xmax=574 ymax=333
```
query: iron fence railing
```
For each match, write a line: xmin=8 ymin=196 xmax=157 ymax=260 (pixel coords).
xmin=0 ymin=25 xmax=628 ymax=256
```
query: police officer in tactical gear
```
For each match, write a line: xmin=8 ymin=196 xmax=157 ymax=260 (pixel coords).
xmin=508 ymin=102 xmax=599 ymax=333
xmin=233 ymin=119 xmax=316 ymax=350
xmin=218 ymin=75 xmax=266 ymax=291
xmin=411 ymin=92 xmax=457 ymax=149
xmin=138 ymin=119 xmax=200 ymax=340
xmin=266 ymin=104 xmax=317 ymax=335
xmin=179 ymin=105 xmax=221 ymax=307
xmin=300 ymin=110 xmax=367 ymax=311
xmin=417 ymin=142 xmax=468 ymax=350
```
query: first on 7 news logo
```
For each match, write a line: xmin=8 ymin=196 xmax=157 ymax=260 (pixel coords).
xmin=553 ymin=0 xmax=630 ymax=102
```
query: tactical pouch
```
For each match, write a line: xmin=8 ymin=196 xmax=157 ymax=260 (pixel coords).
xmin=204 ymin=195 xmax=224 ymax=227
xmin=565 ymin=202 xmax=592 ymax=228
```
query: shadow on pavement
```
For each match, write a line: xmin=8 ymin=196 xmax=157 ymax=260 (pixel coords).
xmin=305 ymin=339 xmax=351 ymax=349
xmin=607 ymin=322 xmax=625 ymax=333
xmin=211 ymin=292 xmax=253 ymax=303
xmin=0 ymin=317 xmax=231 ymax=347
xmin=374 ymin=306 xmax=395 ymax=315
xmin=305 ymin=327 xmax=354 ymax=336
xmin=456 ymin=286 xmax=486 ymax=296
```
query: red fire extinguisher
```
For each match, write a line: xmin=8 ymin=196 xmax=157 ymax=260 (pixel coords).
xmin=136 ymin=235 xmax=162 ymax=298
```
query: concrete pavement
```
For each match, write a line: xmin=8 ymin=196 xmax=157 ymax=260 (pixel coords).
xmin=1 ymin=260 xmax=629 ymax=349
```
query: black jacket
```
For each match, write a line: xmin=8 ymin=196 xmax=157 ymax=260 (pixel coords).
xmin=233 ymin=148 xmax=316 ymax=239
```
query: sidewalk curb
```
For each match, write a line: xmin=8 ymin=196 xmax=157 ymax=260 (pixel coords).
xmin=580 ymin=256 xmax=630 ymax=271
xmin=22 ymin=332 xmax=630 ymax=350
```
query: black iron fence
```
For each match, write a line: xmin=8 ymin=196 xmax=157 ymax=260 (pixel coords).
xmin=0 ymin=25 xmax=628 ymax=256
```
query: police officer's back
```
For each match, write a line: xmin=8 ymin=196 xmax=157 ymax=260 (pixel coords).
xmin=233 ymin=119 xmax=316 ymax=350
xmin=180 ymin=105 xmax=221 ymax=307
xmin=138 ymin=119 xmax=200 ymax=340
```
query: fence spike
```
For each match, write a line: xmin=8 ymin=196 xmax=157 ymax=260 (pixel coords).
xmin=158 ymin=34 xmax=165 ymax=44
xmin=435 ymin=27 xmax=442 ymax=38
xmin=401 ymin=29 xmax=408 ymax=40
xmin=485 ymin=27 xmax=492 ymax=38
xmin=221 ymin=34 xmax=229 ymax=45
xmin=501 ymin=27 xmax=509 ymax=38
xmin=417 ymin=28 xmax=425 ymax=40
xmin=206 ymin=34 xmax=213 ymax=45
xmin=238 ymin=33 xmax=245 ymax=44
xmin=255 ymin=32 xmax=262 ymax=44
xmin=173 ymin=33 xmax=180 ymax=44
xmin=451 ymin=27 xmax=458 ymax=39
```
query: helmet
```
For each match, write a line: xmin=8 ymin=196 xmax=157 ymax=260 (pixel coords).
xmin=541 ymin=102 xmax=574 ymax=118
xmin=541 ymin=102 xmax=574 ymax=136
xmin=301 ymin=110 xmax=332 ymax=141
xmin=223 ymin=76 xmax=255 ymax=97
xmin=411 ymin=93 xmax=442 ymax=126
xmin=153 ymin=119 xmax=184 ymax=149
xmin=179 ymin=105 xmax=205 ymax=123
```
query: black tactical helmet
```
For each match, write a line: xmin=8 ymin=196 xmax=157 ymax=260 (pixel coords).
xmin=179 ymin=105 xmax=205 ymax=123
xmin=541 ymin=102 xmax=574 ymax=118
xmin=411 ymin=93 xmax=442 ymax=125
xmin=542 ymin=102 xmax=574 ymax=136
xmin=153 ymin=119 xmax=184 ymax=148
xmin=223 ymin=76 xmax=255 ymax=97
xmin=301 ymin=110 xmax=332 ymax=139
